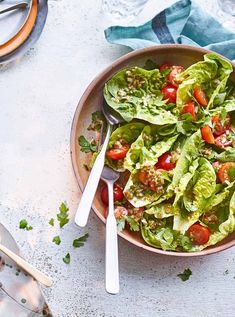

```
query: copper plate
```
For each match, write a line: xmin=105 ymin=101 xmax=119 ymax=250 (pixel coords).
xmin=0 ymin=0 xmax=37 ymax=57
xmin=70 ymin=45 xmax=235 ymax=257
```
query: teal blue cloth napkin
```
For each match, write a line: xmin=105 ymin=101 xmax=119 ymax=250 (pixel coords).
xmin=105 ymin=0 xmax=235 ymax=61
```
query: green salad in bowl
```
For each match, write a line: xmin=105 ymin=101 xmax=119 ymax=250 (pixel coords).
xmin=84 ymin=53 xmax=235 ymax=253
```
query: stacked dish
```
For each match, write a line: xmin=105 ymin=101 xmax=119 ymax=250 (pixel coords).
xmin=0 ymin=0 xmax=48 ymax=63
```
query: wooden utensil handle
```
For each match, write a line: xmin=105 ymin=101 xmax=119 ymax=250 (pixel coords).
xmin=0 ymin=243 xmax=53 ymax=287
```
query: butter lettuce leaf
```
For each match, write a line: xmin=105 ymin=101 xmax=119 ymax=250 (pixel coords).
xmin=216 ymin=148 xmax=235 ymax=162
xmin=145 ymin=203 xmax=176 ymax=218
xmin=141 ymin=213 xmax=193 ymax=251
xmin=176 ymin=54 xmax=233 ymax=111
xmin=104 ymin=67 xmax=177 ymax=125
xmin=205 ymin=54 xmax=233 ymax=109
xmin=123 ymin=171 xmax=166 ymax=207
xmin=106 ymin=122 xmax=145 ymax=171
xmin=168 ymin=130 xmax=203 ymax=195
xmin=174 ymin=158 xmax=216 ymax=233
xmin=191 ymin=189 xmax=235 ymax=251
xmin=124 ymin=125 xmax=178 ymax=172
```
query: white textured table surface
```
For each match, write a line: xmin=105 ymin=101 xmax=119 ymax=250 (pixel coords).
xmin=1 ymin=0 xmax=235 ymax=316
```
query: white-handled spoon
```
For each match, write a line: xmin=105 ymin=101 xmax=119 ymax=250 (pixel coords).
xmin=0 ymin=241 xmax=53 ymax=287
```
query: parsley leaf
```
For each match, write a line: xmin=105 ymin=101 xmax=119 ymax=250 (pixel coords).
xmin=52 ymin=236 xmax=61 ymax=245
xmin=49 ymin=218 xmax=54 ymax=226
xmin=125 ymin=216 xmax=139 ymax=232
xmin=117 ymin=218 xmax=125 ymax=232
xmin=78 ymin=136 xmax=97 ymax=153
xmin=87 ymin=111 xmax=105 ymax=132
xmin=161 ymin=67 xmax=171 ymax=77
xmin=177 ymin=268 xmax=192 ymax=281
xmin=63 ymin=253 xmax=70 ymax=264
xmin=144 ymin=59 xmax=157 ymax=70
xmin=19 ymin=219 xmax=33 ymax=231
xmin=73 ymin=233 xmax=89 ymax=248
xmin=57 ymin=202 xmax=69 ymax=228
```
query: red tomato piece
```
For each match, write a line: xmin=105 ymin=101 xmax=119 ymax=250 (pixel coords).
xmin=167 ymin=66 xmax=185 ymax=87
xmin=155 ymin=152 xmax=176 ymax=171
xmin=161 ymin=84 xmax=177 ymax=104
xmin=138 ymin=170 xmax=148 ymax=186
xmin=201 ymin=125 xmax=215 ymax=144
xmin=106 ymin=144 xmax=130 ymax=160
xmin=188 ymin=223 xmax=210 ymax=245
xmin=212 ymin=114 xmax=231 ymax=136
xmin=217 ymin=162 xmax=235 ymax=183
xmin=101 ymin=184 xmax=124 ymax=206
xmin=193 ymin=85 xmax=208 ymax=107
xmin=159 ymin=63 xmax=172 ymax=72
xmin=182 ymin=101 xmax=197 ymax=121
xmin=214 ymin=133 xmax=232 ymax=148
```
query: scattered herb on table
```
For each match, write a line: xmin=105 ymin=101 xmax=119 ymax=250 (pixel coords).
xmin=87 ymin=111 xmax=105 ymax=132
xmin=63 ymin=253 xmax=70 ymax=264
xmin=224 ymin=269 xmax=229 ymax=275
xmin=52 ymin=236 xmax=61 ymax=245
xmin=57 ymin=202 xmax=69 ymax=228
xmin=73 ymin=233 xmax=89 ymax=248
xmin=19 ymin=219 xmax=33 ymax=231
xmin=177 ymin=268 xmax=192 ymax=281
xmin=78 ymin=135 xmax=97 ymax=153
xmin=49 ymin=218 xmax=54 ymax=226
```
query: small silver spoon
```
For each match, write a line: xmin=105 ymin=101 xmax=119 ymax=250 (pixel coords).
xmin=75 ymin=101 xmax=123 ymax=227
xmin=101 ymin=166 xmax=120 ymax=294
xmin=0 ymin=238 xmax=53 ymax=287
xmin=0 ymin=2 xmax=28 ymax=15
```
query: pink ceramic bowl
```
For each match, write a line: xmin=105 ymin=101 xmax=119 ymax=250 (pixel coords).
xmin=70 ymin=44 xmax=235 ymax=257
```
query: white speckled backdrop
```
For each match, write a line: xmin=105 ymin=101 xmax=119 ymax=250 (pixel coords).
xmin=1 ymin=0 xmax=235 ymax=316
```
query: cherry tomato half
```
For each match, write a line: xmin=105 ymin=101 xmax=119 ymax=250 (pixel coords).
xmin=217 ymin=162 xmax=235 ymax=183
xmin=193 ymin=85 xmax=208 ymax=107
xmin=155 ymin=152 xmax=176 ymax=171
xmin=106 ymin=144 xmax=130 ymax=160
xmin=188 ymin=223 xmax=210 ymax=245
xmin=212 ymin=114 xmax=231 ymax=136
xmin=167 ymin=66 xmax=185 ymax=87
xmin=161 ymin=84 xmax=177 ymax=104
xmin=214 ymin=133 xmax=232 ymax=148
xmin=138 ymin=170 xmax=148 ymax=186
xmin=101 ymin=184 xmax=124 ymax=206
xmin=159 ymin=63 xmax=172 ymax=72
xmin=182 ymin=101 xmax=197 ymax=121
xmin=201 ymin=125 xmax=215 ymax=144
